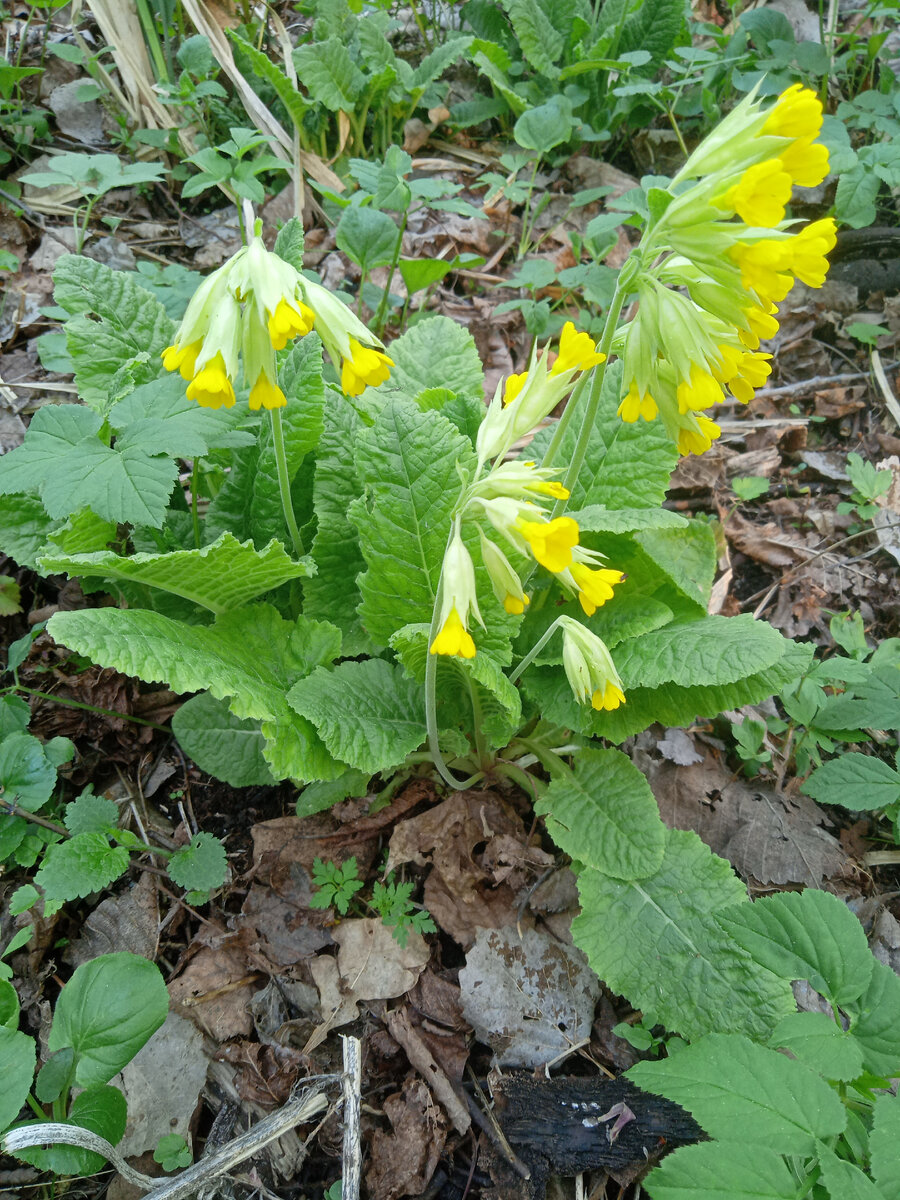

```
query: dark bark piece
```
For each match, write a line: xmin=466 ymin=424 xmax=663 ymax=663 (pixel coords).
xmin=485 ymin=1073 xmax=703 ymax=1200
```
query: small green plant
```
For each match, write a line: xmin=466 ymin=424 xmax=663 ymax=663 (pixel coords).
xmin=838 ymin=451 xmax=892 ymax=528
xmin=309 ymin=856 xmax=366 ymax=915
xmin=731 ymin=475 xmax=771 ymax=502
xmin=181 ymin=126 xmax=289 ymax=208
xmin=154 ymin=1133 xmax=193 ymax=1172
xmin=730 ymin=716 xmax=772 ymax=776
xmin=0 ymin=953 xmax=169 ymax=1178
xmin=310 ymin=858 xmax=436 ymax=945
xmin=19 ymin=153 xmax=166 ymax=252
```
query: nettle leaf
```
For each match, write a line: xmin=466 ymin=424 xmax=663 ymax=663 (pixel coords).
xmin=613 ymin=614 xmax=786 ymax=690
xmin=64 ymin=789 xmax=119 ymax=835
xmin=48 ymin=605 xmax=344 ymax=782
xmin=802 ymin=754 xmax=900 ymax=811
xmin=48 ymin=952 xmax=168 ymax=1086
xmin=716 ymin=889 xmax=873 ymax=1008
xmin=643 ymin=1140 xmax=799 ymax=1200
xmin=288 ymin=658 xmax=426 ymax=774
xmin=536 ymin=747 xmax=666 ymax=880
xmin=768 ymin=1012 xmax=864 ymax=1082
xmin=110 ymin=375 xmax=255 ymax=456
xmin=845 ymin=959 xmax=900 ymax=1077
xmin=250 ymin=335 xmax=325 ymax=546
xmin=870 ymin=1093 xmax=900 ymax=1199
xmin=292 ymin=37 xmax=366 ymax=110
xmin=0 ymin=1026 xmax=37 ymax=1132
xmin=531 ymin=362 xmax=678 ymax=509
xmin=629 ymin=1034 xmax=846 ymax=1155
xmin=573 ymin=829 xmax=794 ymax=1041
xmin=53 ymin=254 xmax=174 ymax=412
xmin=34 ymin=833 xmax=130 ymax=900
xmin=386 ymin=316 xmax=485 ymax=401
xmin=0 ymin=403 xmax=177 ymax=527
xmin=168 ymin=832 xmax=227 ymax=891
xmin=304 ymin=400 xmax=370 ymax=655
xmin=172 ymin=692 xmax=275 ymax=787
xmin=0 ymin=495 xmax=57 ymax=570
xmin=40 ymin=532 xmax=313 ymax=615
xmin=352 ymin=398 xmax=475 ymax=647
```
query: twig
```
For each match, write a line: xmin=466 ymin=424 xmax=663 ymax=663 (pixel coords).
xmin=341 ymin=1036 xmax=362 ymax=1200
xmin=464 ymin=1068 xmax=531 ymax=1180
xmin=871 ymin=349 xmax=900 ymax=430
xmin=384 ymin=1009 xmax=471 ymax=1135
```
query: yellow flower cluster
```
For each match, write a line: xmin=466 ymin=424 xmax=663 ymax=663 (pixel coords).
xmin=161 ymin=232 xmax=393 ymax=409
xmin=617 ymin=83 xmax=836 ymax=456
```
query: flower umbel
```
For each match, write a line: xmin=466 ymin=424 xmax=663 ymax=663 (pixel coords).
xmin=559 ymin=617 xmax=626 ymax=711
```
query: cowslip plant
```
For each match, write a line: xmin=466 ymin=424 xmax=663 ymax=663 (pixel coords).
xmin=0 ymin=952 xmax=168 ymax=1177
xmin=0 ymin=84 xmax=849 ymax=1046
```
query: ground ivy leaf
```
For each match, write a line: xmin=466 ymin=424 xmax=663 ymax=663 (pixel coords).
xmin=35 ymin=833 xmax=130 ymax=901
xmin=48 ymin=604 xmax=344 ymax=783
xmin=288 ymin=658 xmax=426 ymax=774
xmin=629 ymin=1034 xmax=846 ymax=1156
xmin=168 ymin=832 xmax=227 ymax=891
xmin=536 ymin=747 xmax=666 ymax=880
xmin=40 ymin=532 xmax=313 ymax=615
xmin=642 ymin=1140 xmax=798 ymax=1200
xmin=716 ymin=889 xmax=873 ymax=1008
xmin=573 ymin=829 xmax=794 ymax=1041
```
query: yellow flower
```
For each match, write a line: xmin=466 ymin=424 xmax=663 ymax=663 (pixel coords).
xmin=559 ymin=616 xmax=625 ymax=711
xmin=677 ymin=413 xmax=721 ymax=457
xmin=267 ymin=298 xmax=316 ymax=351
xmin=162 ymin=340 xmax=202 ymax=381
xmin=593 ymin=680 xmax=626 ymax=711
xmin=739 ymin=304 xmax=780 ymax=349
xmin=728 ymin=240 xmax=794 ymax=305
xmin=503 ymin=372 xmax=527 ymax=405
xmin=430 ymin=606 xmax=476 ymax=658
xmin=248 ymin=371 xmax=286 ymax=411
xmin=516 ymin=516 xmax=580 ymax=573
xmin=788 ymin=218 xmax=837 ymax=288
xmin=341 ymin=339 xmax=395 ymax=396
xmin=778 ymin=137 xmax=829 ymax=188
xmin=618 ymin=382 xmax=659 ymax=423
xmin=762 ymin=83 xmax=823 ymax=141
xmin=570 ymin=563 xmax=624 ymax=617
xmin=676 ymin=364 xmax=726 ymax=415
xmin=186 ymin=353 xmax=236 ymax=409
xmin=722 ymin=160 xmax=793 ymax=227
xmin=718 ymin=349 xmax=772 ymax=403
xmin=480 ymin=533 xmax=530 ymax=615
xmin=550 ymin=321 xmax=605 ymax=375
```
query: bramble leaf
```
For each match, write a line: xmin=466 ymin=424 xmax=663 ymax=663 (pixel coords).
xmin=768 ymin=1012 xmax=864 ymax=1082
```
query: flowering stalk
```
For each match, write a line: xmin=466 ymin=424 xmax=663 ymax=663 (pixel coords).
xmin=270 ymin=407 xmax=305 ymax=558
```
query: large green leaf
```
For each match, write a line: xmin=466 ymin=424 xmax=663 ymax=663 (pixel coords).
xmin=288 ymin=658 xmax=426 ymax=774
xmin=531 ymin=362 xmax=678 ymax=509
xmin=818 ymin=1148 xmax=886 ymax=1200
xmin=573 ymin=829 xmax=794 ymax=1041
xmin=501 ymin=0 xmax=566 ymax=76
xmin=47 ymin=605 xmax=344 ymax=782
xmin=802 ymin=754 xmax=900 ymax=811
xmin=351 ymin=398 xmax=476 ymax=647
xmin=304 ymin=400 xmax=370 ymax=654
xmin=48 ymin=953 xmax=168 ymax=1087
xmin=716 ymin=889 xmax=874 ymax=1008
xmin=618 ymin=0 xmax=685 ymax=70
xmin=767 ymin=1012 xmax=864 ymax=1082
xmin=0 ymin=732 xmax=72 ymax=813
xmin=570 ymin=505 xmax=688 ymax=535
xmin=336 ymin=207 xmax=400 ymax=273
xmin=845 ymin=959 xmax=900 ymax=1077
xmin=40 ymin=532 xmax=312 ymax=614
xmin=172 ymin=692 xmax=275 ymax=787
xmin=292 ymin=37 xmax=366 ymax=110
xmin=629 ymin=1034 xmax=846 ymax=1155
xmin=633 ymin=522 xmax=717 ymax=612
xmin=386 ymin=316 xmax=485 ymax=401
xmin=0 ymin=1027 xmax=36 ymax=1132
xmin=53 ymin=254 xmax=174 ymax=412
xmin=643 ymin=1140 xmax=799 ymax=1200
xmin=612 ymin=614 xmax=786 ymax=689
xmin=870 ymin=1093 xmax=900 ymax=1200
xmin=110 ymin=374 xmax=255 ymax=456
xmin=536 ymin=747 xmax=665 ymax=880
xmin=0 ymin=404 xmax=177 ymax=527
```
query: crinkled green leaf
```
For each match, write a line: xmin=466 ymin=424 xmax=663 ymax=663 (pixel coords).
xmin=48 ymin=605 xmax=343 ymax=782
xmin=716 ymin=889 xmax=873 ymax=1008
xmin=44 ymin=508 xmax=117 ymax=556
xmin=0 ymin=495 xmax=57 ymax=570
xmin=40 ymin=532 xmax=312 ymax=615
xmin=412 ymin=33 xmax=474 ymax=87
xmin=304 ymin=400 xmax=370 ymax=655
xmin=634 ymin=522 xmax=717 ymax=612
xmin=613 ymin=614 xmax=786 ymax=689
xmin=643 ymin=1140 xmax=799 ymax=1200
xmin=768 ymin=1012 xmax=864 ymax=1082
xmin=803 ymin=754 xmax=900 ymax=812
xmin=570 ymin=504 xmax=688 ymax=535
xmin=229 ymin=30 xmax=309 ymax=126
xmin=35 ymin=834 xmax=130 ymax=900
xmin=168 ymin=832 xmax=227 ymax=891
xmin=53 ymin=254 xmax=174 ymax=412
xmin=64 ymin=789 xmax=118 ymax=835
xmin=629 ymin=1034 xmax=846 ymax=1155
xmin=573 ymin=829 xmax=794 ymax=1041
xmin=0 ymin=1026 xmax=36 ymax=1132
xmin=846 ymin=959 xmax=900 ymax=1078
xmin=172 ymin=692 xmax=275 ymax=787
xmin=48 ymin=952 xmax=169 ymax=1086
xmin=110 ymin=374 xmax=255 ymax=456
xmin=517 ymin=594 xmax=674 ymax=669
xmin=618 ymin=0 xmax=685 ymax=69
xmin=386 ymin=316 xmax=484 ymax=400
xmin=870 ymin=1093 xmax=900 ymax=1199
xmin=536 ymin=747 xmax=665 ymax=880
xmin=531 ymin=361 xmax=678 ymax=509
xmin=288 ymin=659 xmax=426 ymax=774
xmin=250 ymin=335 xmax=325 ymax=546
xmin=501 ymin=0 xmax=565 ymax=76
xmin=292 ymin=37 xmax=366 ymax=109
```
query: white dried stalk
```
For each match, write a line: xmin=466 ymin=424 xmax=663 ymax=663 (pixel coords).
xmin=341 ymin=1035 xmax=362 ymax=1200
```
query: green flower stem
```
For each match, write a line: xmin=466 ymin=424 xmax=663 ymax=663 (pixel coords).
xmin=25 ymin=1094 xmax=45 ymax=1122
xmin=507 ymin=617 xmax=563 ymax=686
xmin=7 ymin=686 xmax=170 ymax=732
xmin=537 ymin=370 xmax=589 ymax=471
xmin=190 ymin=460 xmax=201 ymax=550
xmin=270 ymin=407 xmax=305 ymax=558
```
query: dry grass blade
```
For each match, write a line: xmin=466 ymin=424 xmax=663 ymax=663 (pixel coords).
xmin=82 ymin=0 xmax=174 ymax=131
